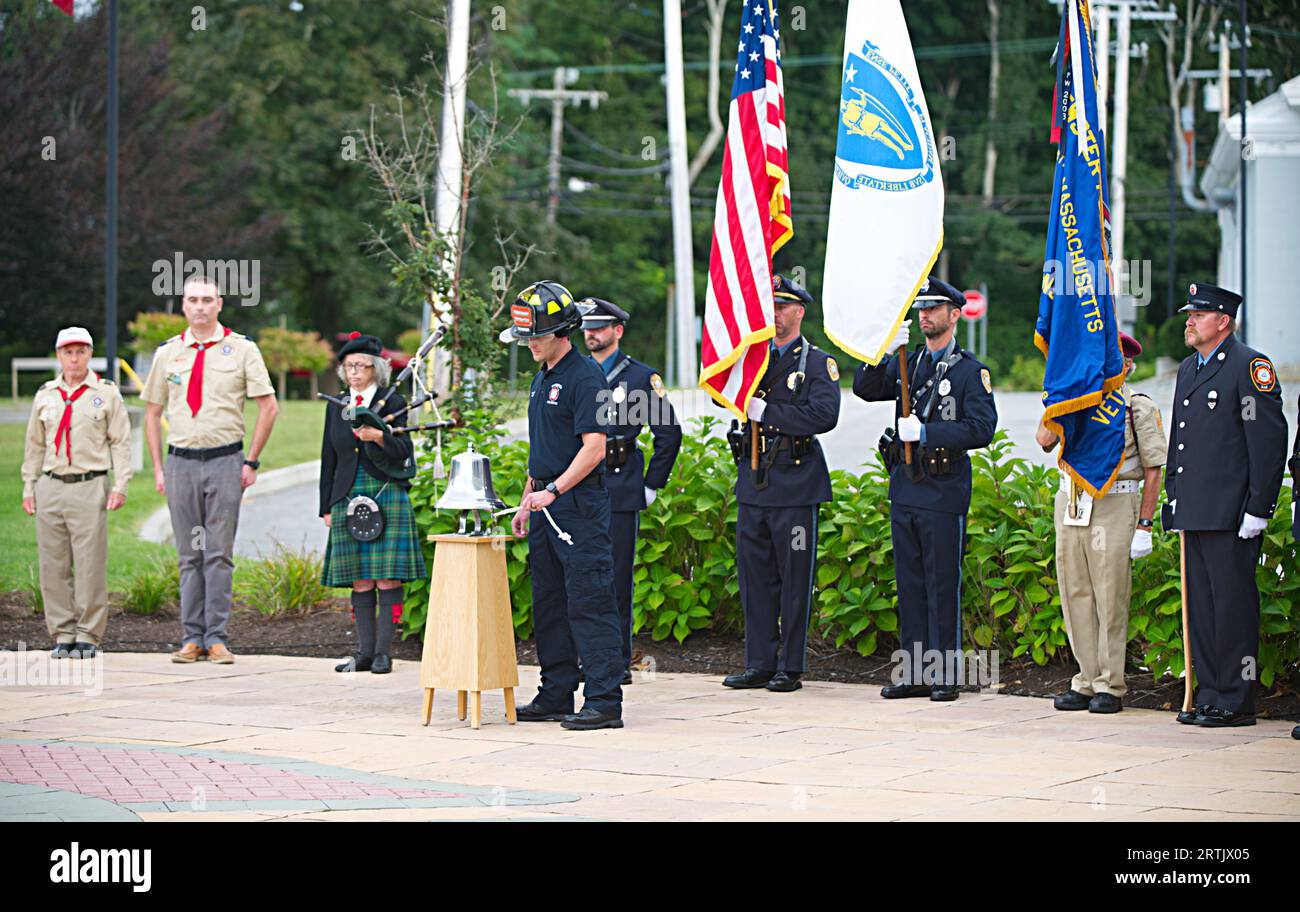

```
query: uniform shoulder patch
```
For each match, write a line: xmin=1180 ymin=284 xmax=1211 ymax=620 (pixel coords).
xmin=1249 ymin=357 xmax=1276 ymax=392
xmin=825 ymin=357 xmax=839 ymax=382
xmin=980 ymin=368 xmax=992 ymax=394
xmin=649 ymin=373 xmax=666 ymax=398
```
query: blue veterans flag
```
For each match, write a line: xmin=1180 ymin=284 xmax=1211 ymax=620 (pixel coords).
xmin=1034 ymin=0 xmax=1126 ymax=498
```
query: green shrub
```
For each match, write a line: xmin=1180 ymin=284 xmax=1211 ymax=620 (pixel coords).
xmin=126 ymin=312 xmax=188 ymax=354
xmin=236 ymin=546 xmax=332 ymax=617
xmin=121 ymin=554 xmax=180 ymax=616
xmin=405 ymin=420 xmax=1300 ymax=688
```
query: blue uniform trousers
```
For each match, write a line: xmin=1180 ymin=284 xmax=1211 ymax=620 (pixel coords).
xmin=529 ymin=483 xmax=624 ymax=715
xmin=736 ymin=503 xmax=818 ymax=673
xmin=891 ymin=502 xmax=966 ymax=686
xmin=610 ymin=510 xmax=640 ymax=665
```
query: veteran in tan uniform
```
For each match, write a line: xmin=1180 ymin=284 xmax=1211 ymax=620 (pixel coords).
xmin=21 ymin=327 xmax=133 ymax=658
xmin=141 ymin=275 xmax=278 ymax=664
xmin=1036 ymin=332 xmax=1166 ymax=713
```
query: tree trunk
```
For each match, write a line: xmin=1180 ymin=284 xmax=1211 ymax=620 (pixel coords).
xmin=981 ymin=0 xmax=1001 ymax=206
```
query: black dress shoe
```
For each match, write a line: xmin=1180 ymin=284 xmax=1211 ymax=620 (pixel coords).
xmin=335 ymin=654 xmax=373 ymax=673
xmin=370 ymin=654 xmax=392 ymax=674
xmin=1195 ymin=707 xmax=1256 ymax=728
xmin=621 ymin=668 xmax=634 ymax=685
xmin=766 ymin=671 xmax=802 ymax=692
xmin=561 ymin=707 xmax=624 ymax=730
xmin=1053 ymin=689 xmax=1092 ymax=711
xmin=1089 ymin=693 xmax=1122 ymax=714
xmin=881 ymin=683 xmax=931 ymax=699
xmin=516 ymin=701 xmax=572 ymax=722
xmin=1292 ymin=725 xmax=1299 ymax=741
xmin=722 ymin=668 xmax=774 ymax=689
xmin=930 ymin=685 xmax=959 ymax=702
xmin=1176 ymin=704 xmax=1209 ymax=725
xmin=71 ymin=642 xmax=98 ymax=659
xmin=50 ymin=643 xmax=73 ymax=659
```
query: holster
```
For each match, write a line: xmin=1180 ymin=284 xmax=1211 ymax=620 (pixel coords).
xmin=606 ymin=437 xmax=632 ymax=471
xmin=922 ymin=446 xmax=955 ymax=477
xmin=727 ymin=421 xmax=747 ymax=464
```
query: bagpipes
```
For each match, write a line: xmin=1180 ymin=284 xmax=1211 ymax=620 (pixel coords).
xmin=317 ymin=324 xmax=454 ymax=481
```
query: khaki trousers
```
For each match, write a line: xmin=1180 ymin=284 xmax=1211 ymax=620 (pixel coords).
xmin=1054 ymin=489 xmax=1139 ymax=697
xmin=34 ymin=473 xmax=110 ymax=645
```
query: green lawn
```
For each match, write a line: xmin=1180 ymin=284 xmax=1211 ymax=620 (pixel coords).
xmin=1 ymin=398 xmax=324 ymax=593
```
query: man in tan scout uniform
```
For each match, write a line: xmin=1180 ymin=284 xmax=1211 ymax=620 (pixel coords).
xmin=21 ymin=327 xmax=133 ymax=659
xmin=142 ymin=275 xmax=278 ymax=664
xmin=1037 ymin=332 xmax=1166 ymax=713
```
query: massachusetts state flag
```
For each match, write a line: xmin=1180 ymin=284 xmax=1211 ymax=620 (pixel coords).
xmin=1034 ymin=0 xmax=1126 ymax=497
xmin=822 ymin=0 xmax=944 ymax=365
xmin=699 ymin=0 xmax=791 ymax=419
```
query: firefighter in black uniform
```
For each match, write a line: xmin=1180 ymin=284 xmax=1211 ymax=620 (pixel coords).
xmin=721 ymin=275 xmax=841 ymax=693
xmin=502 ymin=280 xmax=625 ymax=731
xmin=1162 ymin=283 xmax=1288 ymax=729
xmin=853 ymin=277 xmax=997 ymax=702
xmin=579 ymin=297 xmax=682 ymax=682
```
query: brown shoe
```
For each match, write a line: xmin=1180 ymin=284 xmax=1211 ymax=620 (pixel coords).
xmin=171 ymin=642 xmax=207 ymax=663
xmin=207 ymin=643 xmax=234 ymax=664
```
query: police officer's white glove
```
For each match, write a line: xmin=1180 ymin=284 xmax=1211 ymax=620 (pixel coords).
xmin=897 ymin=414 xmax=922 ymax=443
xmin=745 ymin=397 xmax=767 ymax=421
xmin=1129 ymin=529 xmax=1153 ymax=560
xmin=644 ymin=486 xmax=657 ymax=507
xmin=1237 ymin=513 xmax=1268 ymax=539
xmin=890 ymin=321 xmax=911 ymax=352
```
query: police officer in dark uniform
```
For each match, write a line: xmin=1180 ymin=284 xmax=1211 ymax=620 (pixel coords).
xmin=579 ymin=297 xmax=682 ymax=682
xmin=853 ymin=277 xmax=998 ymax=701
xmin=1163 ymin=283 xmax=1287 ymax=728
xmin=503 ymin=280 xmax=625 ymax=731
xmin=721 ymin=275 xmax=841 ymax=693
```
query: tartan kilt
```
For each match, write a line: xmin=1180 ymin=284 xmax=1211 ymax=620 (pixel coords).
xmin=321 ymin=466 xmax=427 ymax=588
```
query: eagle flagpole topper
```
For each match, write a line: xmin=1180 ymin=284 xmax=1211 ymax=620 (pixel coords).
xmin=821 ymin=0 xmax=944 ymax=366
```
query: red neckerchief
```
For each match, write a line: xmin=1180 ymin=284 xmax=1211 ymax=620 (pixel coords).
xmin=186 ymin=326 xmax=232 ymax=418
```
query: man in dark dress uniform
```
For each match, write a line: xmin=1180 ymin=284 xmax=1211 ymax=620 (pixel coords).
xmin=853 ymin=277 xmax=998 ymax=701
xmin=579 ymin=297 xmax=682 ymax=682
xmin=503 ymin=280 xmax=625 ymax=731
xmin=721 ymin=275 xmax=841 ymax=694
xmin=1163 ymin=283 xmax=1288 ymax=728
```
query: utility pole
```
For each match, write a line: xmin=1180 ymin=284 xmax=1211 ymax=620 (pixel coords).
xmin=1095 ymin=0 xmax=1109 ymax=136
xmin=425 ymin=0 xmax=470 ymax=399
xmin=508 ymin=71 xmax=607 ymax=226
xmin=663 ymin=0 xmax=697 ymax=389
xmin=1110 ymin=0 xmax=1131 ymax=330
xmin=106 ymin=0 xmax=119 ymax=382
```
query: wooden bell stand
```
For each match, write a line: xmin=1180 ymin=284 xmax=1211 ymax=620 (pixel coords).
xmin=419 ymin=534 xmax=519 ymax=729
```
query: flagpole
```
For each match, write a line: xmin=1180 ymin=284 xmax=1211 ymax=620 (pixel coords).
xmin=897 ymin=343 xmax=913 ymax=466
xmin=105 ymin=0 xmax=119 ymax=382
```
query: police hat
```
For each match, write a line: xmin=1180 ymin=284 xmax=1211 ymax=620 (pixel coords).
xmin=578 ymin=297 xmax=630 ymax=330
xmin=772 ymin=274 xmax=814 ymax=307
xmin=1178 ymin=282 xmax=1241 ymax=318
xmin=912 ymin=276 xmax=964 ymax=311
xmin=338 ymin=332 xmax=384 ymax=360
xmin=498 ymin=280 xmax=581 ymax=343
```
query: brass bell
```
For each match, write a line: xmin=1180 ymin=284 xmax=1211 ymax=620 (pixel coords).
xmin=435 ymin=443 xmax=507 ymax=535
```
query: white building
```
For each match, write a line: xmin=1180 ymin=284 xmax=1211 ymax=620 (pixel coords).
xmin=1201 ymin=74 xmax=1300 ymax=379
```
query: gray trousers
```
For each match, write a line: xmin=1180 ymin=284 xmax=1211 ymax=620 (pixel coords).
xmin=166 ymin=450 xmax=243 ymax=647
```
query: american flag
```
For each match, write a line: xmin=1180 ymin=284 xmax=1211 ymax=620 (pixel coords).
xmin=699 ymin=0 xmax=792 ymax=419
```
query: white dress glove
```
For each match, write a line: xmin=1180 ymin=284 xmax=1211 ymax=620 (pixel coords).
xmin=1237 ymin=513 xmax=1268 ymax=539
xmin=745 ymin=397 xmax=767 ymax=421
xmin=897 ymin=414 xmax=922 ymax=443
xmin=1129 ymin=528 xmax=1152 ymax=560
xmin=890 ymin=321 xmax=911 ymax=352
xmin=643 ymin=487 xmax=657 ymax=507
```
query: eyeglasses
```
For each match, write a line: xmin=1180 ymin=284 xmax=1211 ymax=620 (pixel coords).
xmin=342 ymin=363 xmax=373 ymax=373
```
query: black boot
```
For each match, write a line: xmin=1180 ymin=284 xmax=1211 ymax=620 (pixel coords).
xmin=765 ymin=671 xmax=802 ymax=692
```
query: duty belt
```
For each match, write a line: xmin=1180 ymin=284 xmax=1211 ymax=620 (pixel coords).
xmin=44 ymin=470 xmax=107 ymax=484
xmin=168 ymin=442 xmax=242 ymax=461
xmin=533 ymin=473 xmax=604 ymax=491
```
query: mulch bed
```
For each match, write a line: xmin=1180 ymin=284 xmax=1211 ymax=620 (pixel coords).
xmin=3 ymin=593 xmax=1296 ymax=720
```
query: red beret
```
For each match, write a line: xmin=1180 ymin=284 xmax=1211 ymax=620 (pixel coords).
xmin=1119 ymin=331 xmax=1142 ymax=358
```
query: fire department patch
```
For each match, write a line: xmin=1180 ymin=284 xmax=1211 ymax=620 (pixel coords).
xmin=1250 ymin=358 xmax=1276 ymax=393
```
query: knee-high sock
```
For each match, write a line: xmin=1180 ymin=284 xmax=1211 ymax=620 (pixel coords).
xmin=351 ymin=589 xmax=377 ymax=657
xmin=376 ymin=586 xmax=403 ymax=656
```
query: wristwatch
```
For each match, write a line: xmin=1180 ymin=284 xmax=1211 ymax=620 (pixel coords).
xmin=1136 ymin=518 xmax=1153 ymax=529
xmin=244 ymin=458 xmax=261 ymax=470
xmin=545 ymin=482 xmax=560 ymax=496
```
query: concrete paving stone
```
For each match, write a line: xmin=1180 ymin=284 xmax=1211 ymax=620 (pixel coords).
xmin=899 ymin=796 xmax=1162 ymax=822
xmin=1096 ymin=760 xmax=1299 ymax=792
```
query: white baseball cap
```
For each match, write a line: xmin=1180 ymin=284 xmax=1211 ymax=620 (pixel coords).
xmin=55 ymin=326 xmax=94 ymax=350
